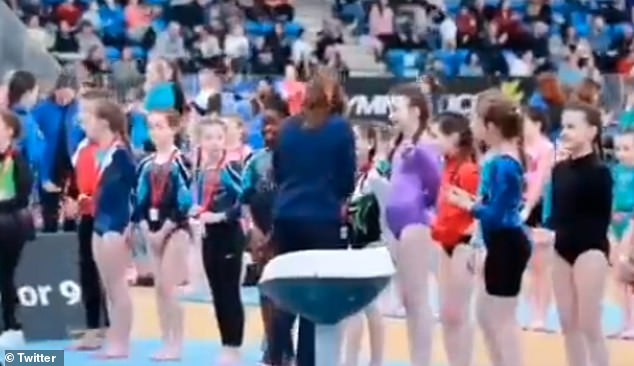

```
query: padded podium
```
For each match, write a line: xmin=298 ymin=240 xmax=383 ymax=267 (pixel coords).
xmin=259 ymin=247 xmax=394 ymax=366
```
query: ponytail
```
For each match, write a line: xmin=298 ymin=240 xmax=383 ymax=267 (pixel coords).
xmin=388 ymin=132 xmax=404 ymax=163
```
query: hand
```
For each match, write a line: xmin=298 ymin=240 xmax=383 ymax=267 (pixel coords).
xmin=43 ymin=181 xmax=61 ymax=193
xmin=63 ymin=198 xmax=78 ymax=218
xmin=207 ymin=212 xmax=226 ymax=224
xmin=189 ymin=205 xmax=202 ymax=217
xmin=447 ymin=186 xmax=475 ymax=210
xmin=613 ymin=212 xmax=626 ymax=222
xmin=555 ymin=146 xmax=571 ymax=162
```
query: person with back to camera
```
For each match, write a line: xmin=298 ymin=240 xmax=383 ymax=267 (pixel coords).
xmin=269 ymin=67 xmax=356 ymax=366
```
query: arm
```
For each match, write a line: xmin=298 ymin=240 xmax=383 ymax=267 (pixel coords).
xmin=471 ymin=158 xmax=518 ymax=227
xmin=219 ymin=162 xmax=243 ymax=221
xmin=239 ymin=154 xmax=257 ymax=205
xmin=335 ymin=121 xmax=356 ymax=201
xmin=592 ymin=165 xmax=614 ymax=234
xmin=171 ymin=160 xmax=194 ymax=223
xmin=0 ymin=152 xmax=34 ymax=211
xmin=417 ymin=146 xmax=442 ymax=207
xmin=524 ymin=146 xmax=554 ymax=214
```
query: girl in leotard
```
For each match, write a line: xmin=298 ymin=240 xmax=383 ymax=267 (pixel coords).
xmin=521 ymin=106 xmax=555 ymax=332
xmin=82 ymin=99 xmax=136 ymax=359
xmin=134 ymin=111 xmax=193 ymax=360
xmin=449 ymin=95 xmax=531 ymax=366
xmin=610 ymin=130 xmax=634 ymax=339
xmin=342 ymin=124 xmax=387 ymax=366
xmin=429 ymin=112 xmax=479 ymax=366
xmin=195 ymin=118 xmax=245 ymax=366
xmin=548 ymin=101 xmax=612 ymax=366
xmin=385 ymin=83 xmax=442 ymax=366
xmin=70 ymin=89 xmax=112 ymax=351
xmin=0 ymin=110 xmax=34 ymax=349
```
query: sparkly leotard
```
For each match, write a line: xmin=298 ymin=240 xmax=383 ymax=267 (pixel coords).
xmin=385 ymin=143 xmax=442 ymax=239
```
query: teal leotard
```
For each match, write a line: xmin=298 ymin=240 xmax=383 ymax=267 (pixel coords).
xmin=610 ymin=163 xmax=634 ymax=241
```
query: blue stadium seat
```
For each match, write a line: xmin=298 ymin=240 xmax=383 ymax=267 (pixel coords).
xmin=386 ymin=49 xmax=425 ymax=78
xmin=130 ymin=46 xmax=146 ymax=60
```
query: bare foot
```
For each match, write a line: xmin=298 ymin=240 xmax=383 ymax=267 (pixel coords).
xmin=68 ymin=330 xmax=103 ymax=351
xmin=150 ymin=346 xmax=182 ymax=362
xmin=620 ymin=328 xmax=634 ymax=340
xmin=530 ymin=320 xmax=554 ymax=333
xmin=94 ymin=346 xmax=129 ymax=360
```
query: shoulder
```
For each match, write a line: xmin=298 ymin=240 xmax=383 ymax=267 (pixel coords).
xmin=492 ymin=154 xmax=523 ymax=176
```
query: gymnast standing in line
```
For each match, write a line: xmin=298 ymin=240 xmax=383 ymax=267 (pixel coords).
xmin=546 ymin=101 xmax=612 ymax=366
xmin=341 ymin=123 xmax=388 ymax=366
xmin=195 ymin=118 xmax=246 ymax=366
xmin=80 ymin=99 xmax=137 ymax=359
xmin=429 ymin=111 xmax=479 ymax=366
xmin=385 ymin=83 xmax=442 ymax=366
xmin=449 ymin=95 xmax=531 ymax=366
xmin=69 ymin=89 xmax=113 ymax=351
xmin=0 ymin=110 xmax=34 ymax=348
xmin=610 ymin=129 xmax=634 ymax=339
xmin=521 ymin=106 xmax=555 ymax=332
xmin=134 ymin=110 xmax=193 ymax=360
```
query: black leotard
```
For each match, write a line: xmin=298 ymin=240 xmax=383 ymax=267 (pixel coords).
xmin=549 ymin=153 xmax=613 ymax=265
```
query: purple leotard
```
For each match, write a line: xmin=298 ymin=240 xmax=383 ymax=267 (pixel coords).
xmin=385 ymin=143 xmax=442 ymax=239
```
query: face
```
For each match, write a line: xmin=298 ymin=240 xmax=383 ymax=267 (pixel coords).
xmin=21 ymin=85 xmax=39 ymax=108
xmin=148 ymin=113 xmax=176 ymax=147
xmin=79 ymin=103 xmax=105 ymax=141
xmin=470 ymin=114 xmax=487 ymax=144
xmin=54 ymin=87 xmax=74 ymax=106
xmin=262 ymin=119 xmax=280 ymax=146
xmin=224 ymin=119 xmax=243 ymax=145
xmin=559 ymin=109 xmax=597 ymax=152
xmin=615 ymin=134 xmax=634 ymax=166
xmin=285 ymin=65 xmax=297 ymax=80
xmin=200 ymin=124 xmax=226 ymax=153
xmin=428 ymin=122 xmax=458 ymax=156
xmin=388 ymin=95 xmax=414 ymax=131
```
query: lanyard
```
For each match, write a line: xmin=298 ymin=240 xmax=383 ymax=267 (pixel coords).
xmin=198 ymin=152 xmax=226 ymax=213
xmin=150 ymin=149 xmax=179 ymax=208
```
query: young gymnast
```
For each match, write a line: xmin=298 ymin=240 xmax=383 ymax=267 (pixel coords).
xmin=385 ymin=83 xmax=442 ymax=366
xmin=429 ymin=111 xmax=479 ymax=366
xmin=521 ymin=106 xmax=555 ymax=332
xmin=134 ymin=110 xmax=193 ymax=360
xmin=449 ymin=95 xmax=531 ymax=366
xmin=341 ymin=124 xmax=387 ymax=366
xmin=547 ymin=101 xmax=612 ymax=366
xmin=0 ymin=110 xmax=34 ymax=348
xmin=609 ymin=130 xmax=634 ymax=339
xmin=241 ymin=110 xmax=295 ymax=366
xmin=194 ymin=118 xmax=245 ymax=366
xmin=70 ymin=89 xmax=113 ymax=350
xmin=81 ymin=99 xmax=137 ymax=359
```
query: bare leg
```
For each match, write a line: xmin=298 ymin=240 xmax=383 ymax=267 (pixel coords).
xmin=528 ymin=229 xmax=554 ymax=332
xmin=552 ymin=254 xmax=588 ymax=366
xmin=438 ymin=244 xmax=474 ymax=366
xmin=392 ymin=225 xmax=433 ymax=366
xmin=93 ymin=232 xmax=132 ymax=359
xmin=341 ymin=313 xmax=364 ymax=366
xmin=573 ymin=250 xmax=609 ymax=366
xmin=364 ymin=302 xmax=384 ymax=366
xmin=151 ymin=230 xmax=188 ymax=361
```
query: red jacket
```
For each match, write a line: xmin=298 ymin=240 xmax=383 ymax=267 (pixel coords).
xmin=74 ymin=142 xmax=99 ymax=215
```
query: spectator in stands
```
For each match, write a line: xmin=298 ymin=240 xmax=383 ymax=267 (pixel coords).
xmin=26 ymin=15 xmax=54 ymax=51
xmin=125 ymin=0 xmax=152 ymax=42
xmin=152 ymin=22 xmax=188 ymax=62
xmin=315 ymin=18 xmax=344 ymax=63
xmin=531 ymin=21 xmax=550 ymax=70
xmin=99 ymin=0 xmax=126 ymax=48
xmin=557 ymin=49 xmax=586 ymax=88
xmin=82 ymin=45 xmax=110 ymax=79
xmin=290 ymin=29 xmax=312 ymax=70
xmin=56 ymin=0 xmax=82 ymax=28
xmin=369 ymin=0 xmax=394 ymax=42
xmin=263 ymin=0 xmax=294 ymax=21
xmin=459 ymin=52 xmax=484 ymax=76
xmin=280 ymin=64 xmax=305 ymax=116
xmin=77 ymin=22 xmax=104 ymax=56
xmin=32 ymin=69 xmax=82 ymax=233
xmin=225 ymin=25 xmax=251 ymax=72
xmin=111 ymin=47 xmax=144 ymax=97
xmin=525 ymin=0 xmax=552 ymax=25
xmin=456 ymin=5 xmax=478 ymax=47
xmin=194 ymin=26 xmax=223 ymax=69
xmin=52 ymin=20 xmax=79 ymax=54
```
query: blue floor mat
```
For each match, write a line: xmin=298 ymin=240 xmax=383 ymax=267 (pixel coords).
xmin=9 ymin=340 xmax=421 ymax=366
xmin=180 ymin=286 xmax=261 ymax=306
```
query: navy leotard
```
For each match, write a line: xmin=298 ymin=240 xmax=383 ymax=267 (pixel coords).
xmin=93 ymin=145 xmax=136 ymax=236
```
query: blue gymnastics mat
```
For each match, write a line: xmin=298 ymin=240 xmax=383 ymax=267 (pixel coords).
xmin=5 ymin=340 xmax=426 ymax=366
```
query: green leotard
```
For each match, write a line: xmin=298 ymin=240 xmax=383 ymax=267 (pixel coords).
xmin=611 ymin=163 xmax=634 ymax=240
